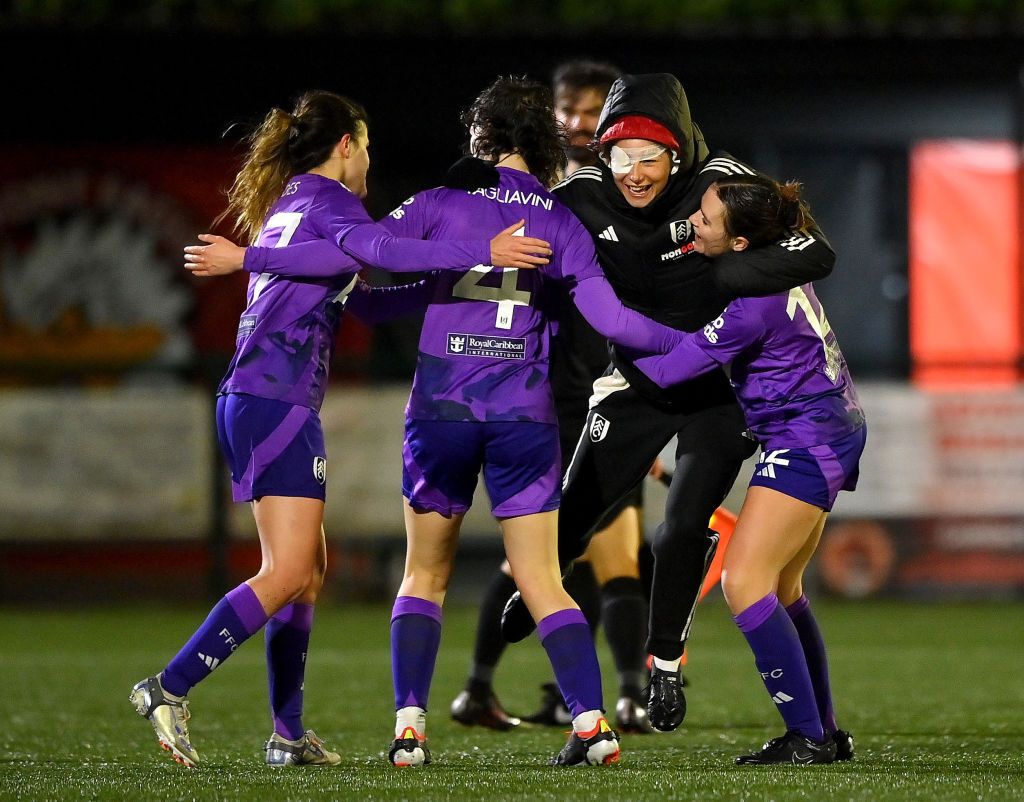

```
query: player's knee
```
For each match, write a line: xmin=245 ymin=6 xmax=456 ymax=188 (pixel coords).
xmin=721 ymin=566 xmax=775 ymax=614
xmin=257 ymin=564 xmax=311 ymax=601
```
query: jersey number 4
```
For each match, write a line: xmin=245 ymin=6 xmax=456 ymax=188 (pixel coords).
xmin=451 ymin=229 xmax=532 ymax=330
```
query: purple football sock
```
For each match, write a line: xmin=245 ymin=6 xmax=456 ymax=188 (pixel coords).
xmin=161 ymin=582 xmax=268 ymax=697
xmin=266 ymin=602 xmax=314 ymax=741
xmin=786 ymin=595 xmax=838 ymax=734
xmin=391 ymin=596 xmax=442 ymax=711
xmin=537 ymin=608 xmax=604 ymax=719
xmin=734 ymin=593 xmax=824 ymax=742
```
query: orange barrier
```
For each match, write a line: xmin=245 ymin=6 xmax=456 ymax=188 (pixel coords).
xmin=700 ymin=506 xmax=738 ymax=599
xmin=909 ymin=140 xmax=1022 ymax=386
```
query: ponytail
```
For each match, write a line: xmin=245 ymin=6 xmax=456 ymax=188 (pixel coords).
xmin=217 ymin=91 xmax=368 ymax=242
xmin=713 ymin=174 xmax=814 ymax=249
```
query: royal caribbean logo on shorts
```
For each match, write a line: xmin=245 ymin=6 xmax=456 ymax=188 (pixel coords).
xmin=447 ymin=333 xmax=526 ymax=360
xmin=312 ymin=456 xmax=327 ymax=485
xmin=589 ymin=413 xmax=611 ymax=442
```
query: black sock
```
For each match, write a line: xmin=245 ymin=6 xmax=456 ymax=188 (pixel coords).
xmin=564 ymin=562 xmax=601 ymax=636
xmin=601 ymin=576 xmax=648 ymax=697
xmin=467 ymin=569 xmax=517 ymax=690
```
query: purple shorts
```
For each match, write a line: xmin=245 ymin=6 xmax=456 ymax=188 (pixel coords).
xmin=216 ymin=393 xmax=327 ymax=503
xmin=748 ymin=426 xmax=866 ymax=511
xmin=403 ymin=419 xmax=561 ymax=518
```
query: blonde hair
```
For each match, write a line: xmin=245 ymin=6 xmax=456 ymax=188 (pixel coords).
xmin=217 ymin=91 xmax=368 ymax=242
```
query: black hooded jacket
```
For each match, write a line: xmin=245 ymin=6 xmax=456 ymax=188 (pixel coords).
xmin=551 ymin=73 xmax=835 ymax=411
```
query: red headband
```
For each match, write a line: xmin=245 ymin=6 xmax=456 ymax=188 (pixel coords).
xmin=599 ymin=115 xmax=679 ymax=151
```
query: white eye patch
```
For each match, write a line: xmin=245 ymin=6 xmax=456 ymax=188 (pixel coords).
xmin=603 ymin=144 xmax=667 ymax=174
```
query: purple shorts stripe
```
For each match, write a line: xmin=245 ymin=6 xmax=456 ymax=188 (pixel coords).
xmin=226 ymin=582 xmax=269 ymax=635
xmin=403 ymin=419 xmax=560 ymax=517
xmin=748 ymin=426 xmax=866 ymax=512
xmin=217 ymin=394 xmax=327 ymax=502
xmin=808 ymin=442 xmax=846 ymax=505
xmin=239 ymin=405 xmax=311 ymax=495
xmin=537 ymin=607 xmax=587 ymax=641
xmin=392 ymin=595 xmax=443 ymax=624
xmin=734 ymin=593 xmax=780 ymax=633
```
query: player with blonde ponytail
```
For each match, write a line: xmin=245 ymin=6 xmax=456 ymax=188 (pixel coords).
xmin=131 ymin=89 xmax=551 ymax=769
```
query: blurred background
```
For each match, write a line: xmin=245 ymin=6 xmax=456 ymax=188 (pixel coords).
xmin=1 ymin=0 xmax=1022 ymax=606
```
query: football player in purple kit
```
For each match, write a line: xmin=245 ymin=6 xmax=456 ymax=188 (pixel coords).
xmin=451 ymin=59 xmax=660 ymax=736
xmin=369 ymin=76 xmax=692 ymax=768
xmin=130 ymin=89 xmax=551 ymax=769
xmin=226 ymin=77 xmax=688 ymax=767
xmin=633 ymin=174 xmax=865 ymax=765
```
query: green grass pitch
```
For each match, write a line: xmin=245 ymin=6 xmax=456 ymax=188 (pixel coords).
xmin=1 ymin=599 xmax=1022 ymax=801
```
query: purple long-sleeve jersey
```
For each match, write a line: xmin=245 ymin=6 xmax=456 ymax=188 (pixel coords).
xmin=634 ymin=284 xmax=865 ymax=448
xmin=379 ymin=168 xmax=682 ymax=423
xmin=217 ymin=173 xmax=490 ymax=410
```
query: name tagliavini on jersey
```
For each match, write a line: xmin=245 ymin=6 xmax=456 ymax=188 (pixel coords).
xmin=447 ymin=333 xmax=527 ymax=359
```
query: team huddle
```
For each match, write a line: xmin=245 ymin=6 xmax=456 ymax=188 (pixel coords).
xmin=130 ymin=63 xmax=866 ymax=770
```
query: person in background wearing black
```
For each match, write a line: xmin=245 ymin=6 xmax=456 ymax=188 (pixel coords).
xmin=500 ymin=73 xmax=836 ymax=733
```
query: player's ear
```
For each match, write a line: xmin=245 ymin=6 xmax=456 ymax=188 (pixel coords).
xmin=731 ymin=236 xmax=749 ymax=252
xmin=335 ymin=133 xmax=353 ymax=159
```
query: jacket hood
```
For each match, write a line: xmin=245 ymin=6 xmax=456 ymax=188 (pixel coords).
xmin=593 ymin=73 xmax=710 ymax=220
xmin=596 ymin=73 xmax=708 ymax=175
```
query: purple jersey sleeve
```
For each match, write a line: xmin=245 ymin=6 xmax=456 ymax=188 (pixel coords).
xmin=634 ymin=298 xmax=766 ymax=388
xmin=243 ymin=238 xmax=357 ymax=277
xmin=559 ymin=224 xmax=683 ymax=355
xmin=241 ymin=183 xmax=490 ymax=276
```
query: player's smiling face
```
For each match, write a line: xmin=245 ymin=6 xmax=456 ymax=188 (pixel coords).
xmin=689 ymin=186 xmax=746 ymax=256
xmin=608 ymin=138 xmax=672 ymax=209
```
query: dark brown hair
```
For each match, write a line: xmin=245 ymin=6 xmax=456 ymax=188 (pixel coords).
xmin=462 ymin=76 xmax=566 ymax=188
xmin=218 ymin=90 xmax=368 ymax=242
xmin=713 ymin=174 xmax=813 ymax=248
xmin=552 ymin=59 xmax=621 ymax=96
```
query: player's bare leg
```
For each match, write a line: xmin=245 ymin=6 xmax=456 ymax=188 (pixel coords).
xmin=387 ymin=500 xmax=463 ymax=766
xmin=723 ymin=488 xmax=836 ymax=765
xmin=503 ymin=512 xmax=620 ymax=766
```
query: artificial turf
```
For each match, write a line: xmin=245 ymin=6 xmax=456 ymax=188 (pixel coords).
xmin=1 ymin=599 xmax=1022 ymax=801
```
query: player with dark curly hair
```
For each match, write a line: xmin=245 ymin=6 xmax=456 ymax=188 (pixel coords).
xmin=132 ymin=89 xmax=549 ymax=769
xmin=202 ymin=76 xmax=688 ymax=767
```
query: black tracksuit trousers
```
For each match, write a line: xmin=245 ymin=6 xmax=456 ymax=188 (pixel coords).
xmin=558 ymin=381 xmax=756 ymax=660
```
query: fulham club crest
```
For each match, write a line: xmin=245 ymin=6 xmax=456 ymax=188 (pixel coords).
xmin=669 ymin=219 xmax=692 ymax=244
xmin=589 ymin=414 xmax=611 ymax=442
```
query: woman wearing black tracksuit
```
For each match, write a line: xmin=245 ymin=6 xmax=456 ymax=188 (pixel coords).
xmin=502 ymin=73 xmax=836 ymax=732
